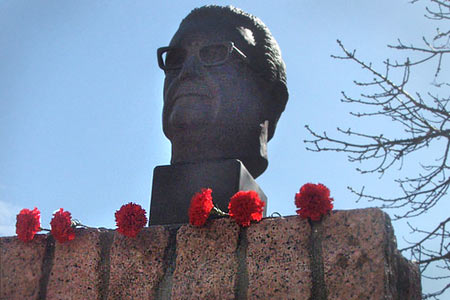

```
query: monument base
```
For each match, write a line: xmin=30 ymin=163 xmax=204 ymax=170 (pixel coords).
xmin=149 ymin=159 xmax=267 ymax=225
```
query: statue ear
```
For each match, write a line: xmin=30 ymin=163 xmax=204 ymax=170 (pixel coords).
xmin=265 ymin=81 xmax=288 ymax=140
xmin=271 ymin=81 xmax=288 ymax=114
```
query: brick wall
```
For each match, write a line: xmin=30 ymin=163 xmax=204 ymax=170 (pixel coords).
xmin=0 ymin=208 xmax=421 ymax=300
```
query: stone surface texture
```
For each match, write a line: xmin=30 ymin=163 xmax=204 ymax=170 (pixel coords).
xmin=171 ymin=218 xmax=240 ymax=300
xmin=0 ymin=208 xmax=421 ymax=300
xmin=46 ymin=228 xmax=102 ymax=300
xmin=321 ymin=208 xmax=421 ymax=300
xmin=108 ymin=226 xmax=169 ymax=299
xmin=0 ymin=234 xmax=47 ymax=299
xmin=247 ymin=216 xmax=311 ymax=299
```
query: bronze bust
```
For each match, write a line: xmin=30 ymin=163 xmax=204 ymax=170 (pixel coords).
xmin=150 ymin=6 xmax=288 ymax=225
xmin=157 ymin=5 xmax=288 ymax=178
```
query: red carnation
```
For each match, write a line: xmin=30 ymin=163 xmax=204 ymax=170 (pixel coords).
xmin=295 ymin=183 xmax=334 ymax=221
xmin=115 ymin=202 xmax=147 ymax=237
xmin=50 ymin=208 xmax=76 ymax=243
xmin=189 ymin=188 xmax=214 ymax=227
xmin=16 ymin=207 xmax=41 ymax=242
xmin=228 ymin=191 xmax=265 ymax=227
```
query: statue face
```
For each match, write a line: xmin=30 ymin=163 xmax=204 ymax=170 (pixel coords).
xmin=161 ymin=22 xmax=270 ymax=142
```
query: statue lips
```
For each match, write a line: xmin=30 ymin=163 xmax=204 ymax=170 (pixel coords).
xmin=173 ymin=92 xmax=211 ymax=103
xmin=170 ymin=93 xmax=214 ymax=126
xmin=165 ymin=80 xmax=218 ymax=130
xmin=165 ymin=80 xmax=215 ymax=116
xmin=171 ymin=91 xmax=213 ymax=116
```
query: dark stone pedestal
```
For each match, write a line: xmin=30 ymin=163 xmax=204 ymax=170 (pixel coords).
xmin=149 ymin=159 xmax=267 ymax=225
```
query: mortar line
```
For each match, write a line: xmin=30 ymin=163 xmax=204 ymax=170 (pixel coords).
xmin=154 ymin=225 xmax=180 ymax=300
xmin=98 ymin=230 xmax=114 ymax=300
xmin=234 ymin=227 xmax=249 ymax=300
xmin=0 ymin=238 xmax=3 ymax=295
xmin=38 ymin=235 xmax=55 ymax=300
xmin=308 ymin=221 xmax=328 ymax=300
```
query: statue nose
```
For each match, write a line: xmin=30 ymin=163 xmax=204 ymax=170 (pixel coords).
xmin=179 ymin=55 xmax=204 ymax=79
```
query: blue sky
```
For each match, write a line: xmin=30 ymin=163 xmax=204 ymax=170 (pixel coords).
xmin=1 ymin=0 xmax=447 ymax=296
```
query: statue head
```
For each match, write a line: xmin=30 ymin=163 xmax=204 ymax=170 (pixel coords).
xmin=157 ymin=5 xmax=288 ymax=178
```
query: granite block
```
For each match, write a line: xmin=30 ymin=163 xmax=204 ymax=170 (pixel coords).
xmin=0 ymin=234 xmax=47 ymax=299
xmin=393 ymin=253 xmax=422 ymax=300
xmin=0 ymin=208 xmax=422 ymax=300
xmin=171 ymin=218 xmax=240 ymax=300
xmin=321 ymin=208 xmax=411 ymax=300
xmin=108 ymin=226 xmax=169 ymax=299
xmin=46 ymin=228 xmax=102 ymax=299
xmin=246 ymin=216 xmax=311 ymax=299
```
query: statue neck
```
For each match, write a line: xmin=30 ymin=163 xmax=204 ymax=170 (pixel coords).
xmin=169 ymin=121 xmax=269 ymax=178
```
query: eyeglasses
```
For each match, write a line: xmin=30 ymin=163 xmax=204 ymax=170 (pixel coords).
xmin=157 ymin=41 xmax=249 ymax=71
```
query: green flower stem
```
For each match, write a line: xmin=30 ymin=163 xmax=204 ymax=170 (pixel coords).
xmin=270 ymin=212 xmax=283 ymax=218
xmin=211 ymin=206 xmax=229 ymax=217
xmin=71 ymin=219 xmax=89 ymax=228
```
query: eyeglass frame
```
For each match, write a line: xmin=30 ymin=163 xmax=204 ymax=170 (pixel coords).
xmin=157 ymin=41 xmax=250 ymax=72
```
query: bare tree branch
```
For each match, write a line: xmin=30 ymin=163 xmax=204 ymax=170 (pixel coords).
xmin=305 ymin=0 xmax=450 ymax=298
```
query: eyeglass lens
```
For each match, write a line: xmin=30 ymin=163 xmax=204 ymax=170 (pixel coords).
xmin=199 ymin=44 xmax=229 ymax=65
xmin=162 ymin=44 xmax=230 ymax=69
xmin=164 ymin=48 xmax=186 ymax=70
